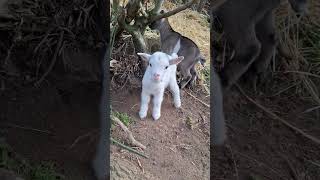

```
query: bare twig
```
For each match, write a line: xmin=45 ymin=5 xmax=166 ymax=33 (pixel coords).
xmin=283 ymin=70 xmax=320 ymax=79
xmin=301 ymin=105 xmax=320 ymax=114
xmin=184 ymin=90 xmax=210 ymax=107
xmin=111 ymin=115 xmax=146 ymax=149
xmin=234 ymin=150 xmax=287 ymax=180
xmin=267 ymin=82 xmax=300 ymax=97
xmin=68 ymin=130 xmax=97 ymax=149
xmin=236 ymin=84 xmax=320 ymax=146
xmin=278 ymin=153 xmax=300 ymax=180
xmin=34 ymin=27 xmax=55 ymax=54
xmin=111 ymin=137 xmax=148 ymax=158
xmin=226 ymin=145 xmax=239 ymax=180
xmin=139 ymin=1 xmax=148 ymax=17
xmin=35 ymin=30 xmax=64 ymax=86
xmin=3 ymin=43 xmax=14 ymax=68
xmin=305 ymin=159 xmax=320 ymax=168
xmin=3 ymin=123 xmax=53 ymax=135
xmin=136 ymin=157 xmax=144 ymax=172
xmin=3 ymin=18 xmax=23 ymax=69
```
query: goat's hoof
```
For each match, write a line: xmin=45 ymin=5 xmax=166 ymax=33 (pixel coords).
xmin=152 ymin=113 xmax=161 ymax=120
xmin=139 ymin=111 xmax=147 ymax=120
xmin=174 ymin=101 xmax=181 ymax=108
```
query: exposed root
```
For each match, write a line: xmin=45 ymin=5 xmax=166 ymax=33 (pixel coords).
xmin=111 ymin=115 xmax=146 ymax=150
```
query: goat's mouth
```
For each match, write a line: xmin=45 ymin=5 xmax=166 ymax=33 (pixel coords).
xmin=152 ymin=78 xmax=161 ymax=82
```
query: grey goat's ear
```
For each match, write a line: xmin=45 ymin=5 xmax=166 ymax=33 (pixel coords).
xmin=169 ymin=56 xmax=184 ymax=65
xmin=137 ymin=53 xmax=152 ymax=62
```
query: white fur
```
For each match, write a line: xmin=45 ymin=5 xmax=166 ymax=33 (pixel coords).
xmin=137 ymin=52 xmax=183 ymax=120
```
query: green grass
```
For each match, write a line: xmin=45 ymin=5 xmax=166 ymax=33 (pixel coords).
xmin=111 ymin=111 xmax=133 ymax=127
xmin=30 ymin=162 xmax=60 ymax=180
xmin=0 ymin=141 xmax=61 ymax=180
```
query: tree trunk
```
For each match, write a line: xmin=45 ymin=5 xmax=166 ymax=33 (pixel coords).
xmin=131 ymin=30 xmax=148 ymax=71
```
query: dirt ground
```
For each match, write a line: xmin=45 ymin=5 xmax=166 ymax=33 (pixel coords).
xmin=212 ymin=83 xmax=320 ymax=180
xmin=109 ymin=79 xmax=320 ymax=180
xmin=0 ymin=81 xmax=103 ymax=180
xmin=110 ymin=86 xmax=210 ymax=180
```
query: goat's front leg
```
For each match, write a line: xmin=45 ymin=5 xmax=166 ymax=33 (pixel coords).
xmin=139 ymin=90 xmax=150 ymax=119
xmin=152 ymin=92 xmax=164 ymax=120
xmin=219 ymin=25 xmax=261 ymax=90
xmin=246 ymin=11 xmax=277 ymax=92
xmin=169 ymin=80 xmax=181 ymax=108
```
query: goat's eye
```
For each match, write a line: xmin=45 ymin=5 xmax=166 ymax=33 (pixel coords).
xmin=149 ymin=63 xmax=152 ymax=67
xmin=165 ymin=66 xmax=168 ymax=69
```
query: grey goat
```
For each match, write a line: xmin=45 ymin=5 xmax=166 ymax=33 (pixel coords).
xmin=150 ymin=10 xmax=206 ymax=89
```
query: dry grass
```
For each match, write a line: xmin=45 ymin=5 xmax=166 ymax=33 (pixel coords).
xmin=274 ymin=0 xmax=320 ymax=105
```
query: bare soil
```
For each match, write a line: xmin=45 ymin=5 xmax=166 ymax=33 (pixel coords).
xmin=0 ymin=81 xmax=102 ymax=180
xmin=110 ymin=78 xmax=320 ymax=180
xmin=212 ymin=84 xmax=320 ymax=180
xmin=110 ymin=86 xmax=210 ymax=180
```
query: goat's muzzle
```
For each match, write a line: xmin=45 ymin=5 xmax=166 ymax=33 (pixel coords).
xmin=153 ymin=73 xmax=160 ymax=81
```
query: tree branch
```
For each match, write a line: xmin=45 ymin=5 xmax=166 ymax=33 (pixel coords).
xmin=151 ymin=0 xmax=164 ymax=14
xmin=139 ymin=1 xmax=148 ymax=17
xmin=149 ymin=0 xmax=198 ymax=22
xmin=125 ymin=0 xmax=143 ymax=23
xmin=117 ymin=7 xmax=136 ymax=34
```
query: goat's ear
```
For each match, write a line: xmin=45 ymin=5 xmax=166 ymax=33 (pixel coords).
xmin=137 ymin=53 xmax=151 ymax=62
xmin=169 ymin=56 xmax=184 ymax=65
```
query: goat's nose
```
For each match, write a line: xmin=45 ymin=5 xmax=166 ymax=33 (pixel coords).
xmin=154 ymin=73 xmax=160 ymax=80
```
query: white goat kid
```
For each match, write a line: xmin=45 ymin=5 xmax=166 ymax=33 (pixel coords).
xmin=137 ymin=52 xmax=184 ymax=120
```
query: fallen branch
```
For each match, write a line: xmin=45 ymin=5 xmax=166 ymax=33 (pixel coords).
xmin=111 ymin=137 xmax=148 ymax=159
xmin=236 ymin=84 xmax=320 ymax=146
xmin=111 ymin=115 xmax=146 ymax=149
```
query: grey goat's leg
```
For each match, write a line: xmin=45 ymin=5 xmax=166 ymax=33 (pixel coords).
xmin=246 ymin=11 xmax=277 ymax=91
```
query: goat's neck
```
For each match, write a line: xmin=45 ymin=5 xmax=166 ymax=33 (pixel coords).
xmin=158 ymin=20 xmax=175 ymax=41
